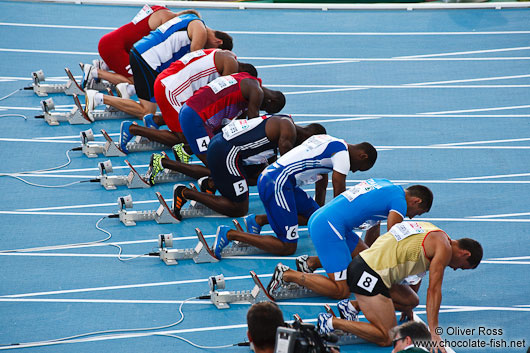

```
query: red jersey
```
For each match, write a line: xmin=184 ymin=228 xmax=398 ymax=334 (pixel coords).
xmin=185 ymin=72 xmax=262 ymax=134
xmin=98 ymin=5 xmax=167 ymax=76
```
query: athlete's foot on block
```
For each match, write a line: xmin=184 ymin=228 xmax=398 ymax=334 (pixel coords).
xmin=337 ymin=299 xmax=359 ymax=321
xmin=198 ymin=176 xmax=216 ymax=194
xmin=266 ymin=263 xmax=289 ymax=297
xmin=172 ymin=143 xmax=192 ymax=163
xmin=213 ymin=225 xmax=230 ymax=259
xmin=172 ymin=184 xmax=188 ymax=220
xmin=119 ymin=121 xmax=136 ymax=154
xmin=84 ymin=89 xmax=98 ymax=114
xmin=116 ymin=82 xmax=131 ymax=99
xmin=317 ymin=313 xmax=334 ymax=334
xmin=81 ymin=63 xmax=97 ymax=89
xmin=143 ymin=113 xmax=159 ymax=129
xmin=145 ymin=153 xmax=165 ymax=185
xmin=244 ymin=214 xmax=262 ymax=235
xmin=295 ymin=255 xmax=314 ymax=273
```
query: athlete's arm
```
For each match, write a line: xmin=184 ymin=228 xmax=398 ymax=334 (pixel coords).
xmin=425 ymin=232 xmax=451 ymax=353
xmin=331 ymin=170 xmax=347 ymax=197
xmin=277 ymin=119 xmax=297 ymax=155
xmin=187 ymin=20 xmax=208 ymax=51
xmin=240 ymin=78 xmax=264 ymax=119
xmin=215 ymin=51 xmax=238 ymax=76
xmin=315 ymin=174 xmax=328 ymax=207
xmin=386 ymin=210 xmax=404 ymax=230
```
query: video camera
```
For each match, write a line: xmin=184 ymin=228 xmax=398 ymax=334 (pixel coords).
xmin=274 ymin=316 xmax=340 ymax=353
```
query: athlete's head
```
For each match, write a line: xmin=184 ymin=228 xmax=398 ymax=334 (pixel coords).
xmin=237 ymin=62 xmax=258 ymax=77
xmin=247 ymin=302 xmax=285 ymax=352
xmin=261 ymin=88 xmax=286 ymax=114
xmin=390 ymin=321 xmax=432 ymax=353
xmin=404 ymin=185 xmax=433 ymax=218
xmin=450 ymin=238 xmax=483 ymax=270
xmin=215 ymin=31 xmax=233 ymax=50
xmin=348 ymin=142 xmax=377 ymax=172
xmin=294 ymin=123 xmax=327 ymax=145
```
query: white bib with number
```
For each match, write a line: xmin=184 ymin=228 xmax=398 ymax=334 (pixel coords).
xmin=178 ymin=50 xmax=206 ymax=65
xmin=222 ymin=119 xmax=250 ymax=140
xmin=342 ymin=179 xmax=380 ymax=202
xmin=208 ymin=75 xmax=237 ymax=94
xmin=131 ymin=5 xmax=153 ymax=24
xmin=389 ymin=222 xmax=425 ymax=242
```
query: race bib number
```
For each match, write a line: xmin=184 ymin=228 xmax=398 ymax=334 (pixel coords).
xmin=178 ymin=50 xmax=206 ymax=65
xmin=334 ymin=269 xmax=347 ymax=281
xmin=285 ymin=225 xmax=299 ymax=240
xmin=342 ymin=179 xmax=380 ymax=202
xmin=196 ymin=136 xmax=210 ymax=152
xmin=303 ymin=134 xmax=333 ymax=151
xmin=131 ymin=5 xmax=153 ymax=24
xmin=222 ymin=119 xmax=250 ymax=140
xmin=357 ymin=271 xmax=378 ymax=293
xmin=400 ymin=272 xmax=426 ymax=286
xmin=158 ymin=16 xmax=182 ymax=34
xmin=233 ymin=180 xmax=248 ymax=196
xmin=208 ymin=76 xmax=237 ymax=94
xmin=390 ymin=222 xmax=424 ymax=241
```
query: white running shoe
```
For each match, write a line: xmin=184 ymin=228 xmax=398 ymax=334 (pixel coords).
xmin=84 ymin=89 xmax=98 ymax=114
xmin=116 ymin=83 xmax=130 ymax=99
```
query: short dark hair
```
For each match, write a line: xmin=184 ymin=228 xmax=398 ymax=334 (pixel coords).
xmin=391 ymin=321 xmax=432 ymax=348
xmin=247 ymin=302 xmax=285 ymax=349
xmin=358 ymin=142 xmax=378 ymax=168
xmin=238 ymin=62 xmax=258 ymax=78
xmin=457 ymin=238 xmax=483 ymax=269
xmin=264 ymin=90 xmax=286 ymax=114
xmin=175 ymin=9 xmax=201 ymax=18
xmin=406 ymin=185 xmax=434 ymax=212
xmin=215 ymin=31 xmax=233 ymax=51
xmin=304 ymin=123 xmax=326 ymax=135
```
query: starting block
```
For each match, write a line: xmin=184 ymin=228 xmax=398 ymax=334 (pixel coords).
xmin=38 ymin=95 xmax=91 ymax=126
xmin=117 ymin=193 xmax=223 ymax=226
xmin=30 ymin=68 xmax=84 ymax=97
xmin=206 ymin=270 xmax=319 ymax=309
xmin=80 ymin=128 xmax=168 ymax=158
xmin=157 ymin=225 xmax=265 ymax=265
xmin=97 ymin=159 xmax=190 ymax=190
xmin=206 ymin=272 xmax=272 ymax=309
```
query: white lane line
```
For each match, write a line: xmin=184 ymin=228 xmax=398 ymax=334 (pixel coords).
xmin=450 ymin=172 xmax=530 ymax=181
xmin=0 ymin=272 xmax=286 ymax=298
xmin=377 ymin=146 xmax=530 ymax=149
xmin=0 ymin=252 xmax=295 ymax=261
xmin=432 ymin=137 xmax=530 ymax=146
xmin=421 ymin=104 xmax=530 ymax=115
xmin=2 ymin=23 xmax=530 ymax=35
xmin=1 ymin=49 xmax=530 ymax=61
xmin=416 ymin=217 xmax=530 ymax=223
xmin=256 ymin=59 xmax=359 ymax=69
xmin=405 ymin=73 xmax=530 ymax=86
xmin=489 ymin=256 xmax=530 ymax=260
xmin=397 ymin=46 xmax=530 ymax=59
xmin=468 ymin=212 xmax=530 ymax=218
xmin=481 ymin=260 xmax=530 ymax=264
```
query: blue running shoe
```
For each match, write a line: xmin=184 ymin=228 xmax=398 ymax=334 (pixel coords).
xmin=143 ymin=114 xmax=159 ymax=129
xmin=81 ymin=63 xmax=97 ymax=89
xmin=317 ymin=313 xmax=334 ymax=334
xmin=337 ymin=299 xmax=359 ymax=321
xmin=119 ymin=121 xmax=134 ymax=153
xmin=244 ymin=214 xmax=261 ymax=234
xmin=213 ymin=225 xmax=230 ymax=259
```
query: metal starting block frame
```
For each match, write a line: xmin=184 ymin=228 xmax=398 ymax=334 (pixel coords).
xmin=117 ymin=193 xmax=223 ymax=226
xmin=97 ymin=159 xmax=190 ymax=190
xmin=207 ymin=271 xmax=319 ymax=309
xmin=30 ymin=68 xmax=85 ymax=97
xmin=80 ymin=128 xmax=168 ymax=158
xmin=157 ymin=226 xmax=265 ymax=266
